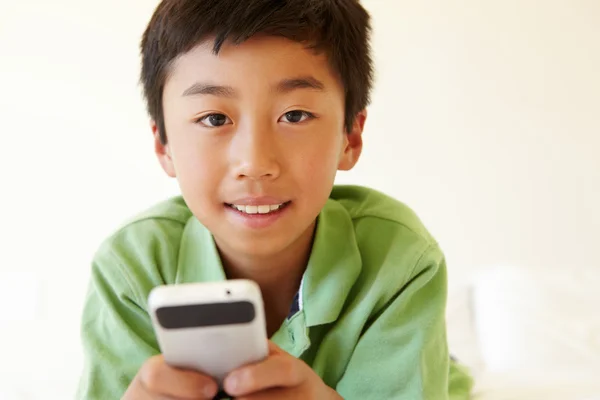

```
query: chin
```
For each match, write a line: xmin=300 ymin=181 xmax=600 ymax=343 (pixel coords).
xmin=231 ymin=236 xmax=293 ymax=258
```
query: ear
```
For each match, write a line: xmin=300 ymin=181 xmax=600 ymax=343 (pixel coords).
xmin=151 ymin=120 xmax=176 ymax=178
xmin=338 ymin=109 xmax=367 ymax=171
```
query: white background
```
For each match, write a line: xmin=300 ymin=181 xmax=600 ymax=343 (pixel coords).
xmin=0 ymin=0 xmax=598 ymax=398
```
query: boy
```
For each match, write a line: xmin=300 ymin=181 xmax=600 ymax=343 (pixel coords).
xmin=78 ymin=0 xmax=474 ymax=398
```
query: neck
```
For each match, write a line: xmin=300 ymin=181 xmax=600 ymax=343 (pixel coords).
xmin=216 ymin=220 xmax=316 ymax=312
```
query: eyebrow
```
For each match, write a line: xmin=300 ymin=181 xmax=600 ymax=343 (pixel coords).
xmin=275 ymin=76 xmax=325 ymax=93
xmin=182 ymin=76 xmax=326 ymax=98
xmin=182 ymin=83 xmax=236 ymax=98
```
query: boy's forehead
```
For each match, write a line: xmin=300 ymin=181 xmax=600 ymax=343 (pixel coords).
xmin=165 ymin=35 xmax=342 ymax=94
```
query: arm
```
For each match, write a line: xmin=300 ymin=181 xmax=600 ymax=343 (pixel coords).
xmin=76 ymin=246 xmax=160 ymax=399
xmin=336 ymin=245 xmax=473 ymax=400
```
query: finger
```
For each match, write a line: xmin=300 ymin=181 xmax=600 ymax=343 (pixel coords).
xmin=126 ymin=374 xmax=193 ymax=400
xmin=236 ymin=387 xmax=292 ymax=400
xmin=223 ymin=354 xmax=306 ymax=396
xmin=140 ymin=355 xmax=219 ymax=399
xmin=138 ymin=380 xmax=199 ymax=400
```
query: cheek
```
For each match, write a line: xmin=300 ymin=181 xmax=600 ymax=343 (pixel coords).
xmin=169 ymin=135 xmax=225 ymax=199
xmin=290 ymin=133 xmax=343 ymax=191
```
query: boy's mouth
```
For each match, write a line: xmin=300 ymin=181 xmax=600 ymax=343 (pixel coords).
xmin=225 ymin=201 xmax=291 ymax=215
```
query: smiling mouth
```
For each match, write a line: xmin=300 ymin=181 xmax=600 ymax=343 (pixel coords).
xmin=226 ymin=201 xmax=291 ymax=215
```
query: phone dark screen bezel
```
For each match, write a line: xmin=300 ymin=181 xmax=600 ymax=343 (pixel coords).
xmin=156 ymin=301 xmax=256 ymax=329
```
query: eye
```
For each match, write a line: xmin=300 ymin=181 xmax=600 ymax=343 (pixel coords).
xmin=196 ymin=113 xmax=231 ymax=127
xmin=279 ymin=110 xmax=315 ymax=124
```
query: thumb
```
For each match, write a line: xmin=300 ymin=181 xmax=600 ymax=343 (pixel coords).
xmin=267 ymin=340 xmax=286 ymax=355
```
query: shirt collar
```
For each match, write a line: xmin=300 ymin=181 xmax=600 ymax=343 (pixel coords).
xmin=301 ymin=198 xmax=362 ymax=327
xmin=176 ymin=217 xmax=227 ymax=284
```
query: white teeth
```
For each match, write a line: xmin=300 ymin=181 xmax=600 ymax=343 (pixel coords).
xmin=231 ymin=203 xmax=285 ymax=214
xmin=245 ymin=205 xmax=258 ymax=214
xmin=257 ymin=205 xmax=271 ymax=214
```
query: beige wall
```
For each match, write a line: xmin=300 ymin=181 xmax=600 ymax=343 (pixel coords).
xmin=354 ymin=0 xmax=600 ymax=280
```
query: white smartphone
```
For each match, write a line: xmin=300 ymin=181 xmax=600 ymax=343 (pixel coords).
xmin=148 ymin=279 xmax=269 ymax=386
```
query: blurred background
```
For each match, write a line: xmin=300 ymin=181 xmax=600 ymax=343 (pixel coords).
xmin=0 ymin=0 xmax=598 ymax=398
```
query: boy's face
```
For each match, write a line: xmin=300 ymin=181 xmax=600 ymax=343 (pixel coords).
xmin=153 ymin=36 xmax=365 ymax=259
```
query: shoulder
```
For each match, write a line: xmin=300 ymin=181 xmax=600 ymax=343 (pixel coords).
xmin=100 ymin=195 xmax=192 ymax=254
xmin=329 ymin=185 xmax=445 ymax=298
xmin=330 ymin=185 xmax=437 ymax=246
xmin=91 ymin=196 xmax=194 ymax=300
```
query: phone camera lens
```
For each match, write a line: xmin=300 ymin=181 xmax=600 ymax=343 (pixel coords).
xmin=226 ymin=289 xmax=231 ymax=296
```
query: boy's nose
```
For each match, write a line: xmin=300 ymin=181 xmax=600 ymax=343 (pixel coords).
xmin=230 ymin=126 xmax=281 ymax=181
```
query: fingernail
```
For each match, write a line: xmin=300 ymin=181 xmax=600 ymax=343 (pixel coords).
xmin=224 ymin=373 xmax=239 ymax=393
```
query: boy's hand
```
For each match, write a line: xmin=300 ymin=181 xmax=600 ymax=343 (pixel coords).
xmin=222 ymin=341 xmax=342 ymax=400
xmin=123 ymin=355 xmax=219 ymax=400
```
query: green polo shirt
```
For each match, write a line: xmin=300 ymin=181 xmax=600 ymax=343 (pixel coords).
xmin=77 ymin=185 xmax=473 ymax=399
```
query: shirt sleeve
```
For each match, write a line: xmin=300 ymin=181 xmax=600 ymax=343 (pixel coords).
xmin=76 ymin=244 xmax=160 ymax=400
xmin=335 ymin=245 xmax=473 ymax=400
